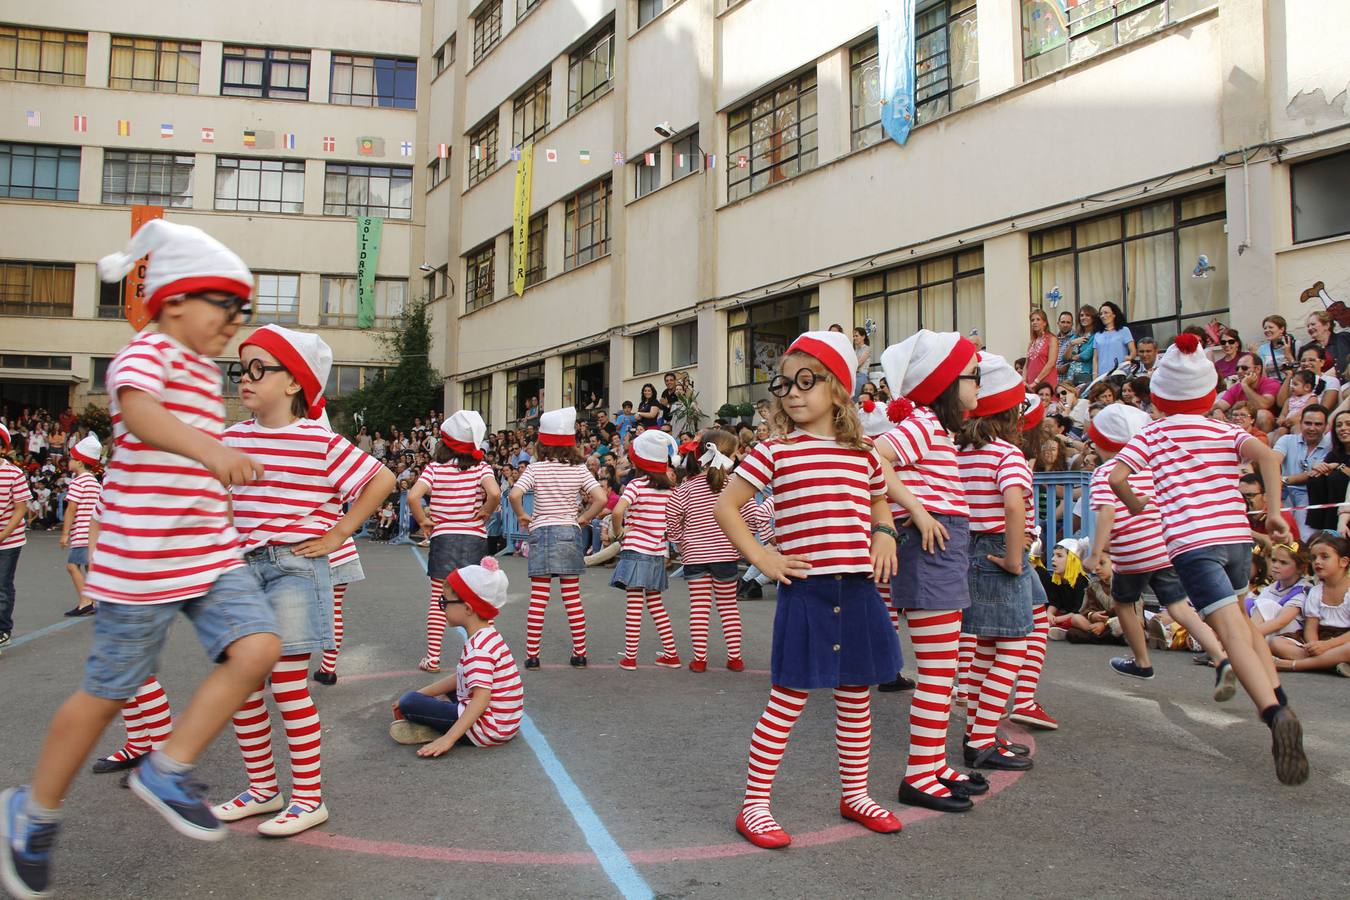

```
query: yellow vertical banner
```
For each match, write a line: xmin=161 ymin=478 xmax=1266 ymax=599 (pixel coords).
xmin=512 ymin=144 xmax=534 ymax=297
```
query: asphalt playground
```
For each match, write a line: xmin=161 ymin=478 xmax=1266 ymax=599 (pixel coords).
xmin=1 ymin=533 xmax=1347 ymax=899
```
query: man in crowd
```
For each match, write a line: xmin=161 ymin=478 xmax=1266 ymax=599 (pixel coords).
xmin=1273 ymin=404 xmax=1331 ymax=539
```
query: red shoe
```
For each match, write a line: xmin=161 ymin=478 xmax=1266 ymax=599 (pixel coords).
xmin=735 ymin=809 xmax=791 ymax=849
xmin=655 ymin=653 xmax=682 ymax=669
xmin=839 ymin=800 xmax=903 ymax=834
xmin=1009 ymin=702 xmax=1058 ymax=730
xmin=688 ymin=659 xmax=707 ymax=673
xmin=618 ymin=657 xmax=638 ymax=671
xmin=726 ymin=657 xmax=745 ymax=672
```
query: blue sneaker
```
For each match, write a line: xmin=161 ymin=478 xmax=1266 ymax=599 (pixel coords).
xmin=128 ymin=756 xmax=225 ymax=842
xmin=1109 ymin=657 xmax=1155 ymax=680
xmin=1 ymin=786 xmax=58 ymax=899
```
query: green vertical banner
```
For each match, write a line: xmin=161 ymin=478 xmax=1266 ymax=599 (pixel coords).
xmin=356 ymin=215 xmax=384 ymax=328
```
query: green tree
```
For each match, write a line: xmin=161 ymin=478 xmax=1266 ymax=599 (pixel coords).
xmin=330 ymin=297 xmax=442 ymax=435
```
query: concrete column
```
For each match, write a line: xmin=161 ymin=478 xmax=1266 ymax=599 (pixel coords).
xmin=490 ymin=368 xmax=509 ymax=431
xmin=309 ymin=49 xmax=332 ymax=104
xmin=608 ymin=330 xmax=625 ymax=413
xmin=696 ymin=305 xmax=726 ymax=407
xmin=192 ymin=153 xmax=215 ymax=211
xmin=199 ymin=42 xmax=223 ymax=97
xmin=85 ymin=33 xmax=110 ymax=89
xmin=550 ymin=53 xmax=570 ymax=127
xmin=298 ymin=273 xmax=322 ymax=326
xmin=976 ymin=0 xmax=1020 ymax=96
xmin=72 ymin=264 xmax=98 ymax=318
xmin=497 ymin=100 xmax=513 ymax=153
xmin=658 ymin=323 xmax=673 ymax=372
xmin=816 ymin=48 xmax=849 ymax=164
xmin=817 ymin=277 xmax=853 ymax=331
xmin=79 ymin=146 xmax=103 ymax=205
xmin=982 ymin=231 xmax=1031 ymax=360
xmin=303 ymin=159 xmax=326 ymax=216
xmin=546 ymin=201 xmax=565 ymax=278
xmin=543 ymin=352 xmax=563 ymax=408
xmin=493 ymin=232 xmax=511 ymax=301
xmin=1225 ymin=158 xmax=1278 ymax=341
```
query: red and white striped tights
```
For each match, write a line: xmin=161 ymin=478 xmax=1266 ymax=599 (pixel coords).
xmin=739 ymin=685 xmax=886 ymax=835
xmin=624 ymin=589 xmax=677 ymax=660
xmin=424 ymin=578 xmax=447 ymax=666
xmin=229 ymin=655 xmax=324 ymax=811
xmin=108 ymin=676 xmax=173 ymax=762
xmin=318 ymin=584 xmax=348 ymax=676
xmin=878 ymin=582 xmax=901 ymax=634
xmin=1013 ymin=605 xmax=1049 ymax=711
xmin=688 ymin=576 xmax=744 ymax=662
xmin=956 ymin=632 xmax=978 ymax=704
xmin=963 ymin=637 xmax=1027 ymax=752
xmin=525 ymin=576 xmax=587 ymax=657
xmin=901 ymin=608 xmax=964 ymax=797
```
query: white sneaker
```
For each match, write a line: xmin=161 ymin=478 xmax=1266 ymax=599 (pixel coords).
xmin=1047 ymin=626 xmax=1068 ymax=641
xmin=212 ymin=790 xmax=283 ymax=822
xmin=389 ymin=720 xmax=442 ymax=745
xmin=257 ymin=802 xmax=328 ymax=837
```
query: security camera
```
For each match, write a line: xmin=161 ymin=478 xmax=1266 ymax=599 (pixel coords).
xmin=418 ymin=263 xmax=435 ymax=272
xmin=653 ymin=122 xmax=674 ymax=139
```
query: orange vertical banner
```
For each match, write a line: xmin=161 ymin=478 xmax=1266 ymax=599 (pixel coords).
xmin=125 ymin=205 xmax=165 ymax=330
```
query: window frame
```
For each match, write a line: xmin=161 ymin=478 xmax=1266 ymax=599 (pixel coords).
xmin=726 ymin=290 xmax=819 ymax=405
xmin=462 ymin=375 xmax=492 ymax=426
xmin=322 ymin=162 xmax=414 ymax=219
xmin=510 ymin=212 xmax=547 ymax=288
xmin=632 ymin=330 xmax=658 ymax=376
xmin=108 ymin=35 xmax=200 ymax=93
xmin=564 ymin=177 xmax=612 ymax=271
xmin=325 ymin=364 xmax=389 ymax=399
xmin=214 ymin=156 xmax=305 ymax=214
xmin=0 ymin=27 xmax=87 ymax=85
xmin=637 ymin=0 xmax=669 ymax=29
xmin=506 ymin=361 xmax=544 ymax=423
xmin=512 ymin=74 xmax=551 ymax=147
xmin=1020 ymin=0 xmax=1212 ymax=80
xmin=465 ymin=242 xmax=496 ymax=313
xmin=852 ymin=249 xmax=986 ymax=353
xmin=727 ymin=70 xmax=819 ymax=202
xmin=319 ymin=275 xmax=408 ymax=328
xmin=473 ymin=1 xmax=504 ymax=63
xmin=568 ymin=24 xmax=615 ymax=115
xmin=670 ymin=320 xmax=698 ymax=367
xmin=250 ymin=272 xmax=301 ymax=325
xmin=517 ymin=0 xmax=543 ymax=22
xmin=0 ymin=261 xmax=76 ymax=317
xmin=102 ymin=149 xmax=195 ymax=207
xmin=329 ymin=54 xmax=417 ymax=109
xmin=220 ymin=45 xmax=310 ymax=101
xmin=635 ymin=150 xmax=660 ymax=198
xmin=672 ymin=131 xmax=701 ymax=181
xmin=1291 ymin=149 xmax=1350 ymax=244
xmin=467 ymin=117 xmax=499 ymax=188
xmin=0 ymin=142 xmax=80 ymax=201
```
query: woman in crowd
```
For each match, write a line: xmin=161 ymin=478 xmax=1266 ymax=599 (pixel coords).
xmin=1304 ymin=310 xmax=1350 ymax=375
xmin=1093 ymin=302 xmax=1136 ymax=378
xmin=1025 ymin=309 xmax=1059 ymax=388
xmin=1066 ymin=305 xmax=1100 ymax=387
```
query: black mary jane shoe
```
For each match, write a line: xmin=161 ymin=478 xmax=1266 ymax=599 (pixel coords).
xmin=897 ymin=780 xmax=973 ymax=813
xmin=965 ymin=743 xmax=1034 ymax=771
xmin=569 ymin=655 xmax=588 ymax=668
xmin=91 ymin=754 xmax=144 ymax=775
xmin=313 ymin=669 xmax=337 ymax=685
xmin=996 ymin=733 xmax=1031 ymax=756
xmin=876 ymin=674 xmax=916 ymax=693
xmin=524 ymin=656 xmax=541 ymax=670
xmin=938 ymin=772 xmax=989 ymax=796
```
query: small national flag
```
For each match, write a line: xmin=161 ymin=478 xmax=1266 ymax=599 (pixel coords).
xmin=736 ymin=155 xmax=749 ymax=169
xmin=243 ymin=129 xmax=257 ymax=148
xmin=400 ymin=140 xmax=413 ymax=157
xmin=437 ymin=143 xmax=449 ymax=159
xmin=160 ymin=123 xmax=174 ymax=138
xmin=322 ymin=135 xmax=336 ymax=152
xmin=508 ymin=146 xmax=522 ymax=162
xmin=282 ymin=133 xmax=297 ymax=150
xmin=201 ymin=127 xmax=215 ymax=143
xmin=579 ymin=149 xmax=591 ymax=164
xmin=705 ymin=153 xmax=717 ymax=169
xmin=116 ymin=119 xmax=131 ymax=136
xmin=72 ymin=115 xmax=88 ymax=133
xmin=357 ymin=136 xmax=384 ymax=156
xmin=613 ymin=152 xmax=625 ymax=165
xmin=471 ymin=144 xmax=482 ymax=161
xmin=25 ymin=110 xmax=40 ymax=127
xmin=545 ymin=148 xmax=558 ymax=163
xmin=643 ymin=151 xmax=656 ymax=166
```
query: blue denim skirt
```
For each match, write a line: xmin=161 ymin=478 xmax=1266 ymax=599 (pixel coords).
xmin=610 ymin=549 xmax=669 ymax=592
xmin=527 ymin=524 xmax=586 ymax=577
xmin=771 ymin=573 xmax=902 ymax=690
xmin=245 ymin=545 xmax=334 ymax=655
xmin=330 ymin=557 xmax=365 ymax=586
xmin=964 ymin=532 xmax=1035 ymax=638
xmin=891 ymin=513 xmax=971 ymax=611
xmin=428 ymin=533 xmax=487 ymax=581
xmin=682 ymin=560 xmax=740 ymax=581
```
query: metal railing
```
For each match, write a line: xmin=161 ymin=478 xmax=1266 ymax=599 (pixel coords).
xmin=1033 ymin=471 xmax=1094 ymax=548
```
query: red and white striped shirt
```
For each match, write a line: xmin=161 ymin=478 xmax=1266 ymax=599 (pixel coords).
xmin=514 ymin=460 xmax=599 ymax=531
xmin=86 ymin=332 xmax=243 ymax=605
xmin=667 ymin=474 xmax=768 ymax=564
xmin=959 ymin=440 xmax=1034 ymax=534
xmin=878 ymin=407 xmax=968 ymax=520
xmin=225 ymin=419 xmax=384 ymax=552
xmin=734 ymin=431 xmax=886 ymax=576
xmin=417 ymin=461 xmax=492 ymax=538
xmin=457 ymin=625 xmax=523 ymax=747
xmin=1089 ymin=464 xmax=1170 ymax=574
xmin=0 ymin=462 xmax=32 ymax=550
xmin=618 ymin=477 xmax=671 ymax=557
xmin=65 ymin=472 xmax=102 ymax=548
xmin=330 ymin=536 xmax=359 ymax=569
xmin=1114 ymin=415 xmax=1253 ymax=559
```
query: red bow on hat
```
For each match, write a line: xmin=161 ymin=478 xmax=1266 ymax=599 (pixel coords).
xmin=677 ymin=439 xmax=701 ymax=455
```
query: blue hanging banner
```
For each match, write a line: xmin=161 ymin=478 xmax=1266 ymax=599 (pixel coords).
xmin=878 ymin=0 xmax=916 ymax=146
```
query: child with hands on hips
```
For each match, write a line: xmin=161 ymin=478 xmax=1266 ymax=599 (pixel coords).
xmin=59 ymin=433 xmax=104 ymax=617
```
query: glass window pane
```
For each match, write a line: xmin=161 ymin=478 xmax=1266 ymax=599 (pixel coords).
xmin=922 ymin=283 xmax=954 ymax=330
xmin=1076 ymin=214 xmax=1122 ymax=247
xmin=1177 ymin=220 xmax=1228 ymax=317
xmin=1124 ymin=233 xmax=1176 ymax=323
xmin=1076 ymin=244 xmax=1124 ymax=310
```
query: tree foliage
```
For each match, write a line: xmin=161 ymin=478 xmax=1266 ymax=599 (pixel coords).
xmin=329 ymin=297 xmax=441 ymax=435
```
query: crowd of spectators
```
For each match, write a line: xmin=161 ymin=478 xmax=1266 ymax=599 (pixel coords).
xmin=0 ymin=407 xmax=104 ymax=532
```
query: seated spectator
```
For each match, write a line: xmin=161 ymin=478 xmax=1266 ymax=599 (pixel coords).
xmin=1273 ymin=405 xmax=1331 ymax=539
xmin=1249 ymin=541 xmax=1310 ymax=641
xmin=375 ymin=501 xmax=397 ymax=541
xmin=1055 ymin=382 xmax=1088 ymax=430
xmin=1214 ymin=328 xmax=1244 ymax=382
xmin=1213 ymin=354 xmax=1280 ymax=430
xmin=1037 ymin=538 xmax=1089 ymax=636
xmin=1240 ymin=472 xmax=1302 ymax=553
xmin=1135 ymin=336 xmax=1160 ymax=374
xmin=1269 ymin=534 xmax=1350 ymax=675
xmin=1086 ymin=380 xmax=1119 ymax=406
xmin=1034 ymin=381 xmax=1055 ymax=412
xmin=635 ymin=383 xmax=665 ymax=428
xmin=1255 ymin=314 xmax=1297 ymax=377
xmin=1230 ymin=404 xmax=1270 ymax=445
xmin=1051 ymin=553 xmax=1125 ymax=644
xmin=1273 ymin=371 xmax=1320 ymax=438
xmin=1121 ymin=376 xmax=1151 ymax=413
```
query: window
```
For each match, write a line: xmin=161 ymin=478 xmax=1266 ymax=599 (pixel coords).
xmin=215 ymin=157 xmax=304 ymax=214
xmin=108 ymin=36 xmax=199 ymax=93
xmin=517 ymin=0 xmax=543 ymax=21
xmin=0 ymin=354 xmax=71 ymax=369
xmin=0 ymin=262 xmax=75 ymax=316
xmin=850 ymin=40 xmax=882 ymax=150
xmin=635 ymin=150 xmax=660 ymax=198
xmin=1292 ymin=150 xmax=1350 ymax=244
xmin=672 ymin=131 xmax=700 ymax=180
xmin=1027 ymin=188 xmax=1226 ymax=345
xmin=727 ymin=71 xmax=818 ymax=202
xmin=568 ymin=24 xmax=614 ymax=114
xmin=565 ymin=178 xmax=611 ymax=270
xmin=330 ymin=55 xmax=417 ymax=109
xmin=465 ymin=242 xmax=495 ymax=312
xmin=473 ymin=1 xmax=503 ymax=63
xmin=433 ymin=36 xmax=454 ymax=76
xmin=102 ymin=150 xmax=194 ymax=207
xmin=98 ymin=277 xmax=128 ymax=319
xmin=0 ymin=143 xmax=79 ymax=201
xmin=427 ymin=154 xmax=450 ymax=190
xmin=325 ymin=364 xmax=388 ymax=399
xmin=92 ymin=357 xmax=113 ymax=392
xmin=251 ymin=273 xmax=300 ymax=325
xmin=320 ymin=276 xmax=408 ymax=327
xmin=463 ymin=375 xmax=491 ymax=425
xmin=1021 ymin=0 xmax=1215 ymax=80
xmin=511 ymin=213 xmax=547 ymax=288
xmin=671 ymin=320 xmax=697 ymax=367
xmin=323 ymin=163 xmax=413 ymax=219
xmin=428 ymin=265 xmax=450 ymax=299
xmin=726 ymin=291 xmax=818 ymax=405
xmin=637 ymin=0 xmax=669 ymax=28
xmin=506 ymin=362 xmax=544 ymax=422
xmin=563 ymin=347 xmax=606 ymax=409
xmin=0 ymin=27 xmax=86 ymax=85
xmin=853 ymin=249 xmax=985 ymax=354
xmin=512 ymin=74 xmax=550 ymax=146
xmin=467 ymin=117 xmax=498 ymax=188
xmin=221 ymin=46 xmax=308 ymax=100
xmin=632 ymin=331 xmax=658 ymax=375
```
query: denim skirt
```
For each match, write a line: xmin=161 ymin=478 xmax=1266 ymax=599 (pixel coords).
xmin=527 ymin=524 xmax=586 ymax=577
xmin=330 ymin=557 xmax=365 ymax=587
xmin=245 ymin=545 xmax=334 ymax=655
xmin=428 ymin=533 xmax=488 ymax=582
xmin=611 ymin=549 xmax=669 ymax=592
xmin=682 ymin=560 xmax=740 ymax=581
xmin=964 ymin=532 xmax=1035 ymax=638
xmin=771 ymin=573 xmax=902 ymax=690
xmin=891 ymin=513 xmax=971 ymax=611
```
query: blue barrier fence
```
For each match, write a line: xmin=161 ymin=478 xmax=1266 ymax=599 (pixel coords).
xmin=1033 ymin=470 xmax=1094 ymax=547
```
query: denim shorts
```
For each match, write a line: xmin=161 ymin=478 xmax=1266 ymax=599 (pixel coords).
xmin=428 ymin=533 xmax=487 ymax=582
xmin=527 ymin=524 xmax=585 ymax=577
xmin=81 ymin=566 xmax=277 ymax=701
xmin=330 ymin=557 xmax=365 ymax=586
xmin=611 ymin=550 xmax=670 ymax=592
xmin=1171 ymin=542 xmax=1252 ymax=617
xmin=245 ymin=545 xmax=334 ymax=655
xmin=682 ymin=560 xmax=740 ymax=581
xmin=1113 ymin=565 xmax=1188 ymax=606
xmin=964 ymin=532 xmax=1035 ymax=638
xmin=67 ymin=546 xmax=89 ymax=567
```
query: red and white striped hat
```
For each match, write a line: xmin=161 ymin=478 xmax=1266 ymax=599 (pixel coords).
xmin=880 ymin=329 xmax=978 ymax=405
xmin=441 ymin=410 xmax=486 ymax=459
xmin=1150 ymin=333 xmax=1217 ymax=415
xmin=446 ymin=556 xmax=509 ymax=620
xmin=96 ymin=219 xmax=252 ymax=320
xmin=239 ymin=324 xmax=333 ymax=419
xmin=970 ymin=353 xmax=1024 ymax=417
xmin=538 ymin=407 xmax=577 ymax=447
xmin=630 ymin=430 xmax=679 ymax=474
xmin=70 ymin=433 xmax=103 ymax=466
xmin=786 ymin=330 xmax=857 ymax=388
xmin=1087 ymin=402 xmax=1151 ymax=454
xmin=1020 ymin=393 xmax=1045 ymax=432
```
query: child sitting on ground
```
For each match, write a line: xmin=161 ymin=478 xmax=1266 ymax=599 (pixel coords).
xmin=390 ymin=558 xmax=524 ymax=753
xmin=1268 ymin=534 xmax=1350 ymax=676
xmin=1051 ymin=551 xmax=1123 ymax=643
xmin=376 ymin=501 xmax=397 ymax=541
xmin=1249 ymin=542 xmax=1310 ymax=642
xmin=1036 ymin=538 xmax=1089 ymax=637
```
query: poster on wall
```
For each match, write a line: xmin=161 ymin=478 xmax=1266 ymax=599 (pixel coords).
xmin=356 ymin=216 xmax=384 ymax=328
xmin=125 ymin=205 xmax=164 ymax=331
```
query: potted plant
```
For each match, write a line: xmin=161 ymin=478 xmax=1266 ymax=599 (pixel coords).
xmin=716 ymin=403 xmax=739 ymax=422
xmin=670 ymin=383 xmax=707 ymax=435
xmin=735 ymin=402 xmax=756 ymax=426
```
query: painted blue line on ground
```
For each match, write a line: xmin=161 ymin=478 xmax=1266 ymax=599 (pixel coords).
xmin=6 ymin=616 xmax=89 ymax=650
xmin=409 ymin=545 xmax=429 ymax=574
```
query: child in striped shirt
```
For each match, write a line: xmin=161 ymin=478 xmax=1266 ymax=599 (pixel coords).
xmin=611 ymin=430 xmax=682 ymax=670
xmin=0 ymin=422 xmax=33 ymax=651
xmin=59 ymin=433 xmax=103 ymax=618
xmin=314 ymin=536 xmax=365 ymax=685
xmin=391 ymin=557 xmax=523 ymax=752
